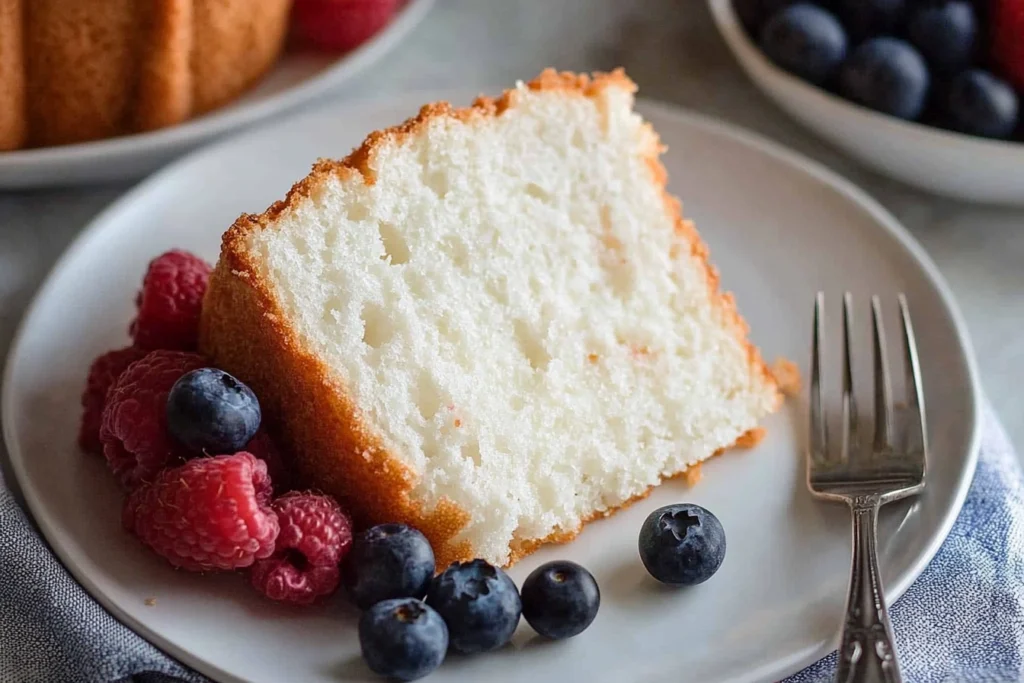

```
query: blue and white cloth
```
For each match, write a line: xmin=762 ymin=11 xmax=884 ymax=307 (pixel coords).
xmin=1 ymin=407 xmax=1022 ymax=683
xmin=786 ymin=407 xmax=1024 ymax=683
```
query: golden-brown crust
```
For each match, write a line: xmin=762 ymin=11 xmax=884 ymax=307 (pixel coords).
xmin=682 ymin=463 xmax=703 ymax=487
xmin=2 ymin=0 xmax=290 ymax=150
xmin=134 ymin=0 xmax=193 ymax=132
xmin=771 ymin=357 xmax=802 ymax=397
xmin=25 ymin=0 xmax=138 ymax=147
xmin=734 ymin=426 xmax=767 ymax=448
xmin=339 ymin=68 xmax=637 ymax=185
xmin=0 ymin=0 xmax=26 ymax=151
xmin=190 ymin=0 xmax=291 ymax=115
xmin=201 ymin=69 xmax=780 ymax=568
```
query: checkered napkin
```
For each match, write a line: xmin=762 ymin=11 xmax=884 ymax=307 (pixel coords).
xmin=1 ymin=406 xmax=1021 ymax=683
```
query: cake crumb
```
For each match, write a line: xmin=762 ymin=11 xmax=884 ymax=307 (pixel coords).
xmin=629 ymin=344 xmax=652 ymax=359
xmin=771 ymin=357 xmax=801 ymax=396
xmin=144 ymin=598 xmax=157 ymax=607
xmin=683 ymin=463 xmax=702 ymax=487
xmin=735 ymin=426 xmax=766 ymax=449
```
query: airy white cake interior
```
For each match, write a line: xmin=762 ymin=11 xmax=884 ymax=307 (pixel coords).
xmin=241 ymin=82 xmax=777 ymax=565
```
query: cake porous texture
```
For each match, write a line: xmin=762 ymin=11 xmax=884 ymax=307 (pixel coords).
xmin=200 ymin=69 xmax=781 ymax=568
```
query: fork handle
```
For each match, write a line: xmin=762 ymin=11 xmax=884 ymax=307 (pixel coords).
xmin=835 ymin=496 xmax=903 ymax=683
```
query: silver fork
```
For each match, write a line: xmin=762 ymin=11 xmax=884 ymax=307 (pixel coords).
xmin=808 ymin=293 xmax=928 ymax=683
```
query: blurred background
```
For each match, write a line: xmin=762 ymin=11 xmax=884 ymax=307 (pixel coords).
xmin=1 ymin=0 xmax=1021 ymax=451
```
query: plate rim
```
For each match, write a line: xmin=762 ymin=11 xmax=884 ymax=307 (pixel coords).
xmin=2 ymin=91 xmax=983 ymax=683
xmin=0 ymin=0 xmax=434 ymax=182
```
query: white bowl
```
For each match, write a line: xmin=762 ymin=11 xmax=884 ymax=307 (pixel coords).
xmin=708 ymin=0 xmax=1024 ymax=205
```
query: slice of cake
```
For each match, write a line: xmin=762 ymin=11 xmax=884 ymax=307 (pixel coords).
xmin=200 ymin=69 xmax=781 ymax=568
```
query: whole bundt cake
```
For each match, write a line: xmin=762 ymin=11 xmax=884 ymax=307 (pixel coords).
xmin=0 ymin=0 xmax=292 ymax=150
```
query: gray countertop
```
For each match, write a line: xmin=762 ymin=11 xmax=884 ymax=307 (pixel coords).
xmin=1 ymin=0 xmax=1021 ymax=455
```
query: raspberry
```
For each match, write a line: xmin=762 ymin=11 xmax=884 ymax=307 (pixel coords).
xmin=130 ymin=250 xmax=211 ymax=351
xmin=291 ymin=0 xmax=399 ymax=53
xmin=246 ymin=430 xmax=292 ymax=496
xmin=79 ymin=346 xmax=147 ymax=455
xmin=124 ymin=452 xmax=279 ymax=572
xmin=992 ymin=0 xmax=1024 ymax=92
xmin=250 ymin=492 xmax=353 ymax=604
xmin=100 ymin=350 xmax=207 ymax=488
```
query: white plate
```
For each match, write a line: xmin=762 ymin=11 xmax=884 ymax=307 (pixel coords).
xmin=0 ymin=0 xmax=433 ymax=190
xmin=708 ymin=0 xmax=1024 ymax=206
xmin=2 ymin=92 xmax=981 ymax=683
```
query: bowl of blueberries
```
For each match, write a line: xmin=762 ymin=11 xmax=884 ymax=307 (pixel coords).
xmin=708 ymin=0 xmax=1024 ymax=205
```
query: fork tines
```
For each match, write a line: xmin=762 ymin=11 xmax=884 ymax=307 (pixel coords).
xmin=810 ymin=293 xmax=927 ymax=465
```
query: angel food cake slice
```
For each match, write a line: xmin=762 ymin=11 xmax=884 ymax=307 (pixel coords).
xmin=200 ymin=69 xmax=781 ymax=568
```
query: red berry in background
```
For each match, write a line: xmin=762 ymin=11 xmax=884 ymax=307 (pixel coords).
xmin=291 ymin=0 xmax=399 ymax=53
xmin=246 ymin=429 xmax=293 ymax=496
xmin=124 ymin=452 xmax=279 ymax=572
xmin=992 ymin=0 xmax=1024 ymax=92
xmin=79 ymin=346 xmax=148 ymax=455
xmin=251 ymin=492 xmax=353 ymax=604
xmin=130 ymin=250 xmax=211 ymax=351
xmin=100 ymin=350 xmax=207 ymax=488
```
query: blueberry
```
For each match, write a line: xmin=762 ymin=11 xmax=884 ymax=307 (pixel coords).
xmin=166 ymin=368 xmax=260 ymax=454
xmin=907 ymin=1 xmax=976 ymax=74
xmin=941 ymin=69 xmax=1020 ymax=139
xmin=343 ymin=524 xmax=435 ymax=610
xmin=521 ymin=560 xmax=600 ymax=640
xmin=839 ymin=38 xmax=930 ymax=120
xmin=735 ymin=0 xmax=804 ymax=37
xmin=836 ymin=0 xmax=905 ymax=42
xmin=426 ymin=559 xmax=521 ymax=654
xmin=638 ymin=504 xmax=726 ymax=585
xmin=759 ymin=4 xmax=848 ymax=85
xmin=359 ymin=598 xmax=448 ymax=681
